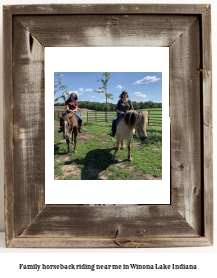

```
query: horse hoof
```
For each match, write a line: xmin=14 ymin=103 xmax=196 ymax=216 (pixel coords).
xmin=128 ymin=157 xmax=132 ymax=162
xmin=74 ymin=150 xmax=77 ymax=153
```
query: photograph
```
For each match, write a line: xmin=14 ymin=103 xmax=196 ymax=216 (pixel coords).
xmin=54 ymin=72 xmax=162 ymax=181
xmin=45 ymin=47 xmax=169 ymax=205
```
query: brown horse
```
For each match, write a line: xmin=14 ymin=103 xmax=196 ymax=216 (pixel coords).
xmin=60 ymin=112 xmax=79 ymax=153
xmin=112 ymin=111 xmax=148 ymax=161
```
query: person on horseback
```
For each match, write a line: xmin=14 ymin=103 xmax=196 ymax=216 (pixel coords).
xmin=58 ymin=92 xmax=83 ymax=133
xmin=111 ymin=90 xmax=134 ymax=137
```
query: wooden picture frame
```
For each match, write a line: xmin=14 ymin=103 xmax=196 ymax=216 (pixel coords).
xmin=3 ymin=4 xmax=213 ymax=248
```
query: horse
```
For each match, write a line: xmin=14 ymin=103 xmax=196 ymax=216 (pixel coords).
xmin=112 ymin=111 xmax=148 ymax=162
xmin=60 ymin=112 xmax=79 ymax=153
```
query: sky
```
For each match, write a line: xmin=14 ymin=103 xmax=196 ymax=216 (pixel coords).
xmin=54 ymin=72 xmax=162 ymax=104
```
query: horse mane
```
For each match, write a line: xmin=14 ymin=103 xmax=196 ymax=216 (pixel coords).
xmin=62 ymin=112 xmax=78 ymax=127
xmin=66 ymin=112 xmax=75 ymax=119
xmin=124 ymin=111 xmax=137 ymax=129
xmin=124 ymin=111 xmax=147 ymax=129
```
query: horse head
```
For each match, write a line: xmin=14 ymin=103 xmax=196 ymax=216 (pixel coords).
xmin=62 ymin=114 xmax=73 ymax=140
xmin=136 ymin=111 xmax=148 ymax=142
xmin=123 ymin=111 xmax=148 ymax=142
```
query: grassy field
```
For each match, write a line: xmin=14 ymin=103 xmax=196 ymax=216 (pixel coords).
xmin=54 ymin=120 xmax=162 ymax=180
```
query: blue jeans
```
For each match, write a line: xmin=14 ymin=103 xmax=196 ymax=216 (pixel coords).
xmin=60 ymin=111 xmax=83 ymax=127
xmin=112 ymin=113 xmax=121 ymax=133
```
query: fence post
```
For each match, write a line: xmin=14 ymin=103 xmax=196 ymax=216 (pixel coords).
xmin=148 ymin=110 xmax=150 ymax=125
xmin=87 ymin=111 xmax=89 ymax=122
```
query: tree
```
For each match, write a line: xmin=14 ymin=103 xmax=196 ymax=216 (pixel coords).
xmin=94 ymin=72 xmax=113 ymax=122
xmin=132 ymin=101 xmax=139 ymax=110
xmin=54 ymin=73 xmax=69 ymax=102
xmin=153 ymin=102 xmax=157 ymax=108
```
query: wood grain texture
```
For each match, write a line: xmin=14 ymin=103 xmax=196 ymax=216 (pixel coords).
xmin=16 ymin=15 xmax=197 ymax=47
xmin=3 ymin=4 xmax=207 ymax=15
xmin=3 ymin=7 xmax=14 ymax=247
xmin=20 ymin=205 xmax=198 ymax=238
xmin=12 ymin=17 xmax=45 ymax=237
xmin=201 ymin=6 xmax=213 ymax=244
xmin=202 ymin=6 xmax=212 ymax=128
xmin=8 ymin=237 xmax=212 ymax=248
xmin=3 ymin=4 xmax=213 ymax=248
xmin=203 ymin=126 xmax=213 ymax=243
xmin=170 ymin=17 xmax=202 ymax=235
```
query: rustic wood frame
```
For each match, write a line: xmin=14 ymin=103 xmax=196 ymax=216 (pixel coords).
xmin=4 ymin=4 xmax=212 ymax=248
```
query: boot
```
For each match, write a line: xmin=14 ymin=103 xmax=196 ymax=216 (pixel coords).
xmin=110 ymin=131 xmax=116 ymax=137
xmin=78 ymin=127 xmax=82 ymax=133
xmin=58 ymin=127 xmax=63 ymax=133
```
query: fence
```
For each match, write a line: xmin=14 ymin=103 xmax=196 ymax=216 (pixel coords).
xmin=146 ymin=109 xmax=162 ymax=126
xmin=87 ymin=111 xmax=115 ymax=123
xmin=54 ymin=110 xmax=162 ymax=126
xmin=54 ymin=111 xmax=88 ymax=122
xmin=54 ymin=111 xmax=65 ymax=119
xmin=86 ymin=109 xmax=162 ymax=126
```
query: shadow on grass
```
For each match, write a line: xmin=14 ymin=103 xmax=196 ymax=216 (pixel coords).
xmin=54 ymin=142 xmax=69 ymax=155
xmin=63 ymin=147 xmax=120 ymax=180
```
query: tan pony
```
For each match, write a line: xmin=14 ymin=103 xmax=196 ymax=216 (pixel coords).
xmin=60 ymin=112 xmax=79 ymax=153
xmin=112 ymin=111 xmax=148 ymax=162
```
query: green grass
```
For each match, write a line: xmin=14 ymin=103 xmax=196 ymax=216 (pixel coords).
xmin=54 ymin=121 xmax=162 ymax=180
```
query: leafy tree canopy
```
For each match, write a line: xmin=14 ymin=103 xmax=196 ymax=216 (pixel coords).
xmin=94 ymin=72 xmax=113 ymax=101
xmin=54 ymin=73 xmax=69 ymax=102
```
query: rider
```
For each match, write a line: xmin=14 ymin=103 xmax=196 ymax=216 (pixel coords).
xmin=111 ymin=90 xmax=134 ymax=137
xmin=58 ymin=92 xmax=83 ymax=133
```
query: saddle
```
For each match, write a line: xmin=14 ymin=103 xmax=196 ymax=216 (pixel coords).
xmin=66 ymin=112 xmax=76 ymax=119
xmin=60 ymin=112 xmax=78 ymax=126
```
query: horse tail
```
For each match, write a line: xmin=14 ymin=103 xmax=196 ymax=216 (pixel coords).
xmin=124 ymin=111 xmax=137 ymax=129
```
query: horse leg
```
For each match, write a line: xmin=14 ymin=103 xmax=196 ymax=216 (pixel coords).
xmin=74 ymin=132 xmax=77 ymax=153
xmin=66 ymin=138 xmax=70 ymax=153
xmin=120 ymin=140 xmax=124 ymax=149
xmin=112 ymin=139 xmax=120 ymax=161
xmin=127 ymin=140 xmax=132 ymax=161
xmin=73 ymin=127 xmax=78 ymax=153
xmin=71 ymin=132 xmax=74 ymax=145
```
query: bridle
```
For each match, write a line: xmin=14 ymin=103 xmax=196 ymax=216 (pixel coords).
xmin=64 ymin=114 xmax=74 ymax=136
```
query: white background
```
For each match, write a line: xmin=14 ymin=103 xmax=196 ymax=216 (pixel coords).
xmin=45 ymin=47 xmax=170 ymax=204
xmin=0 ymin=0 xmax=216 ymax=277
